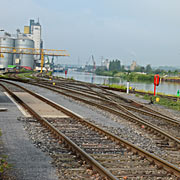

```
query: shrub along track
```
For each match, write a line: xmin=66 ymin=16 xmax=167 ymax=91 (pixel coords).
xmin=0 ymin=80 xmax=180 ymax=179
xmin=19 ymin=77 xmax=180 ymax=165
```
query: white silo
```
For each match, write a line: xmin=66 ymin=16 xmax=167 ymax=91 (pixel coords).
xmin=0 ymin=37 xmax=15 ymax=68
xmin=15 ymin=38 xmax=34 ymax=69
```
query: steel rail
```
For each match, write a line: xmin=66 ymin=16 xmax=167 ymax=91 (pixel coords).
xmin=27 ymin=81 xmax=180 ymax=146
xmin=44 ymin=78 xmax=132 ymax=103
xmin=33 ymin=74 xmax=180 ymax=104
xmin=44 ymin=75 xmax=179 ymax=121
xmin=117 ymin=103 xmax=180 ymax=125
xmin=0 ymin=83 xmax=118 ymax=180
xmin=40 ymin=77 xmax=180 ymax=122
xmin=64 ymin=82 xmax=180 ymax=122
xmin=4 ymin=75 xmax=177 ymax=137
xmin=1 ymin=80 xmax=180 ymax=177
xmin=39 ymin=80 xmax=180 ymax=126
xmin=5 ymin=75 xmax=175 ymax=122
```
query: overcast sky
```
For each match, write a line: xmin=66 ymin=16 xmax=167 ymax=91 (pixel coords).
xmin=0 ymin=0 xmax=180 ymax=67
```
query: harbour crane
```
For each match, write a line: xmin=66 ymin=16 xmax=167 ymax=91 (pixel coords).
xmin=85 ymin=55 xmax=96 ymax=72
xmin=0 ymin=46 xmax=69 ymax=73
xmin=92 ymin=55 xmax=96 ymax=71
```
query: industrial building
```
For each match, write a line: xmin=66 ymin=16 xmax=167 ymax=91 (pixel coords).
xmin=0 ymin=19 xmax=43 ymax=70
xmin=24 ymin=19 xmax=43 ymax=50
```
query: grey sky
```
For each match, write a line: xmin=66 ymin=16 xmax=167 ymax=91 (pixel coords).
xmin=0 ymin=0 xmax=180 ymax=66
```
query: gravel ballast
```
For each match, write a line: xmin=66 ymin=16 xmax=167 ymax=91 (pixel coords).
xmin=11 ymin=81 xmax=179 ymax=158
xmin=1 ymin=80 xmax=180 ymax=179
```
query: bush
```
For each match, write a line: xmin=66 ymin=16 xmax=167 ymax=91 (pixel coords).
xmin=124 ymin=73 xmax=154 ymax=82
xmin=0 ymin=157 xmax=9 ymax=174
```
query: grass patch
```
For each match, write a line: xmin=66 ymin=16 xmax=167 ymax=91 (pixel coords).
xmin=17 ymin=72 xmax=33 ymax=77
xmin=143 ymin=95 xmax=180 ymax=111
xmin=16 ymin=72 xmax=38 ymax=80
xmin=113 ymin=72 xmax=124 ymax=77
xmin=46 ymin=71 xmax=53 ymax=76
xmin=104 ymin=84 xmax=127 ymax=90
xmin=95 ymin=71 xmax=113 ymax=76
xmin=0 ymin=74 xmax=9 ymax=79
xmin=163 ymin=76 xmax=180 ymax=80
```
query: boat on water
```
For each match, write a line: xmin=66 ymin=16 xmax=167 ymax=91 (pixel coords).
xmin=53 ymin=67 xmax=65 ymax=72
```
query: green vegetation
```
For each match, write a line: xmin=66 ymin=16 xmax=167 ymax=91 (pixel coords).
xmin=7 ymin=65 xmax=16 ymax=68
xmin=96 ymin=70 xmax=154 ymax=82
xmin=162 ymin=76 xmax=180 ymax=80
xmin=0 ymin=156 xmax=9 ymax=175
xmin=0 ymin=74 xmax=9 ymax=79
xmin=104 ymin=82 xmax=180 ymax=111
xmin=143 ymin=95 xmax=180 ymax=111
xmin=0 ymin=72 xmax=39 ymax=81
xmin=17 ymin=72 xmax=33 ymax=77
xmin=46 ymin=71 xmax=53 ymax=76
xmin=109 ymin=60 xmax=121 ymax=71
xmin=0 ymin=131 xmax=10 ymax=177
xmin=121 ymin=73 xmax=154 ymax=82
xmin=67 ymin=77 xmax=74 ymax=80
xmin=113 ymin=72 xmax=124 ymax=77
xmin=19 ymin=68 xmax=33 ymax=73
xmin=95 ymin=70 xmax=113 ymax=76
xmin=15 ymin=72 xmax=36 ymax=80
xmin=104 ymin=84 xmax=127 ymax=90
xmin=96 ymin=60 xmax=180 ymax=83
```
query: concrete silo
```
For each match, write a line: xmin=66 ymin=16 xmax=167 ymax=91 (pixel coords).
xmin=15 ymin=38 xmax=34 ymax=69
xmin=0 ymin=37 xmax=15 ymax=68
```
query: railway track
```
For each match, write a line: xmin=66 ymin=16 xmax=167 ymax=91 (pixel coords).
xmin=20 ymin=116 xmax=99 ymax=180
xmin=15 ymin=78 xmax=179 ymax=167
xmin=29 ymin=80 xmax=180 ymax=133
xmin=35 ymin=77 xmax=180 ymax=124
xmin=2 ymin=76 xmax=180 ymax=146
xmin=0 ymin=80 xmax=180 ymax=179
xmin=4 ymin=74 xmax=180 ymax=162
xmin=38 ymin=76 xmax=180 ymax=121
xmin=51 ymin=79 xmax=179 ymax=122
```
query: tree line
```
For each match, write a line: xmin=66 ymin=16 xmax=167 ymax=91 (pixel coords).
xmin=99 ymin=59 xmax=179 ymax=75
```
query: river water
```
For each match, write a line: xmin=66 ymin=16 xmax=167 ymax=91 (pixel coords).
xmin=53 ymin=70 xmax=180 ymax=96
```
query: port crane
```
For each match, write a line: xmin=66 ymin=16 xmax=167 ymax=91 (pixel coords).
xmin=85 ymin=55 xmax=96 ymax=72
xmin=92 ymin=55 xmax=96 ymax=71
xmin=0 ymin=46 xmax=69 ymax=73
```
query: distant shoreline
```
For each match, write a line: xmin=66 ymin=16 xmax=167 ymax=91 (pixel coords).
xmin=161 ymin=77 xmax=180 ymax=83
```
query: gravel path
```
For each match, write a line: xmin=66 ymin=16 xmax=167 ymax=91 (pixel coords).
xmin=0 ymin=91 xmax=58 ymax=180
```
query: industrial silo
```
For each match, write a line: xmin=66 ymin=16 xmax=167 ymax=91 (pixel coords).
xmin=15 ymin=38 xmax=34 ymax=69
xmin=0 ymin=37 xmax=15 ymax=68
